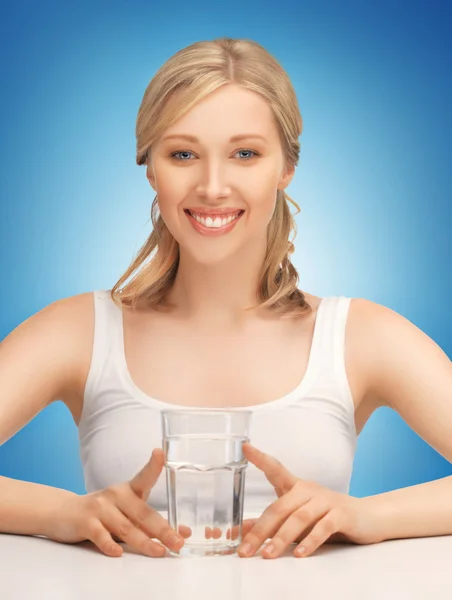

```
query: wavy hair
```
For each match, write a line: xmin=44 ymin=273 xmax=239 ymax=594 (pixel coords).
xmin=111 ymin=37 xmax=311 ymax=317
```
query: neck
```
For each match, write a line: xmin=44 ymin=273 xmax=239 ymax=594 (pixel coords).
xmin=166 ymin=239 xmax=268 ymax=325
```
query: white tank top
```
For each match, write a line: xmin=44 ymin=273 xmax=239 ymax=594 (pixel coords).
xmin=78 ymin=290 xmax=357 ymax=518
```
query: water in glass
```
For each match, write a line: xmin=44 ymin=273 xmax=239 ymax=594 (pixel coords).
xmin=162 ymin=410 xmax=251 ymax=557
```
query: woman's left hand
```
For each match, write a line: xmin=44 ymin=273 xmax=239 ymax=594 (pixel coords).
xmin=237 ymin=442 xmax=384 ymax=559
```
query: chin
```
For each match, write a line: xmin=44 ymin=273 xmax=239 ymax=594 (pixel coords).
xmin=180 ymin=241 xmax=244 ymax=266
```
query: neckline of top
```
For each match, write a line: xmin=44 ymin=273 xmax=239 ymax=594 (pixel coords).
xmin=106 ymin=291 xmax=332 ymax=413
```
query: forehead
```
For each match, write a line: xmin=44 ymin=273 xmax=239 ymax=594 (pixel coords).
xmin=161 ymin=85 xmax=277 ymax=143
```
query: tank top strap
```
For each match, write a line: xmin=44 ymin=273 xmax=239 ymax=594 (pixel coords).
xmin=83 ymin=289 xmax=124 ymax=400
xmin=307 ymin=296 xmax=353 ymax=395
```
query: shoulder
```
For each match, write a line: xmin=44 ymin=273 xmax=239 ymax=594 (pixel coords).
xmin=26 ymin=291 xmax=96 ymax=336
xmin=0 ymin=292 xmax=99 ymax=442
xmin=303 ymin=293 xmax=390 ymax=325
xmin=347 ymin=297 xmax=423 ymax=345
xmin=345 ymin=298 xmax=400 ymax=377
xmin=347 ymin=298 xmax=452 ymax=456
xmin=47 ymin=291 xmax=97 ymax=375
xmin=346 ymin=297 xmax=413 ymax=376
xmin=34 ymin=289 xmax=96 ymax=348
xmin=6 ymin=291 xmax=95 ymax=337
xmin=329 ymin=297 xmax=411 ymax=415
xmin=15 ymin=291 xmax=96 ymax=397
xmin=347 ymin=297 xmax=449 ymax=407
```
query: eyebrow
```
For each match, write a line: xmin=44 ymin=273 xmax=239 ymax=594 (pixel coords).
xmin=160 ymin=133 xmax=268 ymax=143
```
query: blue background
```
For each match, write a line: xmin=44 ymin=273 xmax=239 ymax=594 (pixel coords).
xmin=1 ymin=0 xmax=451 ymax=497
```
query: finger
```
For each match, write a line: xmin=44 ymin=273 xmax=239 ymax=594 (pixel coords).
xmin=86 ymin=519 xmax=124 ymax=557
xmin=238 ymin=484 xmax=313 ymax=557
xmin=102 ymin=505 xmax=167 ymax=558
xmin=242 ymin=443 xmax=297 ymax=494
xmin=115 ymin=491 xmax=184 ymax=553
xmin=227 ymin=518 xmax=257 ymax=541
xmin=262 ymin=499 xmax=330 ymax=559
xmin=178 ymin=524 xmax=192 ymax=538
xmin=293 ymin=510 xmax=341 ymax=558
xmin=204 ymin=526 xmax=223 ymax=539
xmin=129 ymin=449 xmax=165 ymax=500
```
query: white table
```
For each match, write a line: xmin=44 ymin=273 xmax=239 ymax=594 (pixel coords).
xmin=1 ymin=533 xmax=451 ymax=599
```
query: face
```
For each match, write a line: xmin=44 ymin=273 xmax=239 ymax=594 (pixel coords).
xmin=146 ymin=83 xmax=295 ymax=265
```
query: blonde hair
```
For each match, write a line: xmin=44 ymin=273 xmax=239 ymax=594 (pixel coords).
xmin=111 ymin=37 xmax=311 ymax=317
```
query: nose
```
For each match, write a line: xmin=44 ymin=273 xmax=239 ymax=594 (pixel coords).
xmin=195 ymin=159 xmax=232 ymax=203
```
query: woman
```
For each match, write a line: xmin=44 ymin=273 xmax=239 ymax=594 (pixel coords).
xmin=0 ymin=37 xmax=451 ymax=560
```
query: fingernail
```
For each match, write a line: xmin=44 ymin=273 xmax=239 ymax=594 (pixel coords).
xmin=238 ymin=542 xmax=252 ymax=555
xmin=263 ymin=543 xmax=274 ymax=555
xmin=295 ymin=545 xmax=306 ymax=556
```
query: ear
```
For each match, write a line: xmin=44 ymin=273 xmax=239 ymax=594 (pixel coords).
xmin=146 ymin=162 xmax=157 ymax=191
xmin=278 ymin=163 xmax=295 ymax=190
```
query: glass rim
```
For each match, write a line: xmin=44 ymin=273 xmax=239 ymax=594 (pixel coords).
xmin=161 ymin=408 xmax=253 ymax=417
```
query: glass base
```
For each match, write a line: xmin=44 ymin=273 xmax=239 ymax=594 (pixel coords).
xmin=169 ymin=542 xmax=239 ymax=558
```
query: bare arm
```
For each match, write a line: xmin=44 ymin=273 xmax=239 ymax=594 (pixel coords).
xmin=0 ymin=477 xmax=77 ymax=536
xmin=353 ymin=298 xmax=452 ymax=540
xmin=0 ymin=293 xmax=94 ymax=536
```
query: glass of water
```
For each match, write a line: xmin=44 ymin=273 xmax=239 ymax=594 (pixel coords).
xmin=161 ymin=409 xmax=252 ymax=557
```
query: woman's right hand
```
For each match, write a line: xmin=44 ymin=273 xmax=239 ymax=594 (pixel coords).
xmin=45 ymin=448 xmax=188 ymax=557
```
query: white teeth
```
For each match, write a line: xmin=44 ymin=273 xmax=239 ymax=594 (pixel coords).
xmin=189 ymin=211 xmax=241 ymax=229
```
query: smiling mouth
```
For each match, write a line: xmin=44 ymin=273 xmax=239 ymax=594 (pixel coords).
xmin=184 ymin=209 xmax=244 ymax=229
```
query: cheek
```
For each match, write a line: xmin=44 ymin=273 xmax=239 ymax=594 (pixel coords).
xmin=154 ymin=194 xmax=183 ymax=240
xmin=247 ymin=168 xmax=279 ymax=204
xmin=247 ymin=186 xmax=278 ymax=224
xmin=153 ymin=170 xmax=187 ymax=223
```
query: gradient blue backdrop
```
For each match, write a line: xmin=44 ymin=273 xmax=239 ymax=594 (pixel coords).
xmin=0 ymin=0 xmax=451 ymax=497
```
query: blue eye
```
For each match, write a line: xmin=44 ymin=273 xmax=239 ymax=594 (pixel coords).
xmin=170 ymin=149 xmax=260 ymax=161
xmin=171 ymin=150 xmax=194 ymax=161
xmin=236 ymin=149 xmax=259 ymax=160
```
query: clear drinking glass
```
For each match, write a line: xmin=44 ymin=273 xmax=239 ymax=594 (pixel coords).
xmin=161 ymin=409 xmax=252 ymax=557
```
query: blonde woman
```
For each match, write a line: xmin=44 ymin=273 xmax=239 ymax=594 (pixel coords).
xmin=1 ymin=37 xmax=451 ymax=561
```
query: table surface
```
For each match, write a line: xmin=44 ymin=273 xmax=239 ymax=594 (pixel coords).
xmin=2 ymin=532 xmax=452 ymax=600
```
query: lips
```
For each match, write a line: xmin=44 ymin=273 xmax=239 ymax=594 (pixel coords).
xmin=184 ymin=208 xmax=244 ymax=235
xmin=185 ymin=207 xmax=244 ymax=216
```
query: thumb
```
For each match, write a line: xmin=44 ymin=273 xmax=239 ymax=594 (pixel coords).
xmin=129 ymin=448 xmax=165 ymax=500
xmin=243 ymin=443 xmax=297 ymax=496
